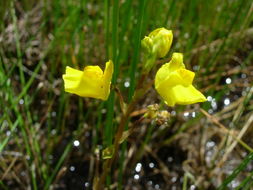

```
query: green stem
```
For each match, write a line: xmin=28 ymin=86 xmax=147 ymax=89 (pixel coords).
xmin=97 ymin=74 xmax=148 ymax=189
xmin=128 ymin=0 xmax=147 ymax=100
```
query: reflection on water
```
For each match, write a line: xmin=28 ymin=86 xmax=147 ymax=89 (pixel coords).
xmin=224 ymin=98 xmax=230 ymax=106
xmin=149 ymin=162 xmax=155 ymax=168
xmin=135 ymin=163 xmax=142 ymax=172
xmin=183 ymin=112 xmax=189 ymax=117
xmin=134 ymin=174 xmax=140 ymax=180
xmin=73 ymin=140 xmax=80 ymax=147
xmin=84 ymin=182 xmax=89 ymax=187
xmin=69 ymin=166 xmax=75 ymax=172
xmin=124 ymin=81 xmax=130 ymax=88
xmin=225 ymin=77 xmax=232 ymax=84
xmin=19 ymin=99 xmax=24 ymax=105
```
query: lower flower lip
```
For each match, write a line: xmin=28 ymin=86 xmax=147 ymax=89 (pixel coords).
xmin=155 ymin=53 xmax=206 ymax=106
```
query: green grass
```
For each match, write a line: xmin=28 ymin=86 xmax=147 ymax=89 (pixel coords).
xmin=1 ymin=0 xmax=253 ymax=189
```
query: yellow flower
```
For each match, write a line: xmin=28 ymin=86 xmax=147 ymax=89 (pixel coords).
xmin=142 ymin=27 xmax=173 ymax=58
xmin=155 ymin=53 xmax=207 ymax=106
xmin=63 ymin=60 xmax=113 ymax=100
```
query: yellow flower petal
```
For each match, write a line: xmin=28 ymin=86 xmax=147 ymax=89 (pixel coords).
xmin=156 ymin=68 xmax=195 ymax=91
xmin=62 ymin=60 xmax=114 ymax=100
xmin=155 ymin=52 xmax=207 ymax=106
xmin=83 ymin=65 xmax=103 ymax=76
xmin=171 ymin=85 xmax=207 ymax=105
xmin=168 ymin=53 xmax=185 ymax=71
xmin=155 ymin=53 xmax=186 ymax=88
xmin=63 ymin=66 xmax=83 ymax=91
xmin=103 ymin=60 xmax=114 ymax=100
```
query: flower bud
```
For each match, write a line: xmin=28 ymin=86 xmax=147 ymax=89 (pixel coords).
xmin=141 ymin=28 xmax=173 ymax=73
xmin=144 ymin=104 xmax=159 ymax=119
xmin=149 ymin=28 xmax=173 ymax=58
xmin=141 ymin=36 xmax=153 ymax=55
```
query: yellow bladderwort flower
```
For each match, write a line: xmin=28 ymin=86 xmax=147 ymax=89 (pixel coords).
xmin=62 ymin=60 xmax=113 ymax=100
xmin=142 ymin=27 xmax=173 ymax=58
xmin=155 ymin=53 xmax=207 ymax=106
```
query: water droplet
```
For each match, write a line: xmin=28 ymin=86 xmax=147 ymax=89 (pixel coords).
xmin=190 ymin=185 xmax=196 ymax=190
xmin=241 ymin=73 xmax=247 ymax=79
xmin=21 ymin=171 xmax=26 ymax=176
xmin=51 ymin=112 xmax=56 ymax=117
xmin=19 ymin=99 xmax=24 ymax=105
xmin=184 ymin=33 xmax=189 ymax=39
xmin=231 ymin=180 xmax=239 ymax=188
xmin=135 ymin=163 xmax=142 ymax=172
xmin=147 ymin=181 xmax=153 ymax=186
xmin=70 ymin=166 xmax=75 ymax=171
xmin=6 ymin=131 xmax=11 ymax=136
xmin=207 ymin=96 xmax=212 ymax=102
xmin=211 ymin=100 xmax=217 ymax=110
xmin=73 ymin=140 xmax=80 ymax=147
xmin=149 ymin=162 xmax=154 ymax=168
xmin=134 ymin=174 xmax=139 ymax=180
xmin=51 ymin=129 xmax=56 ymax=135
xmin=193 ymin=65 xmax=200 ymax=71
xmin=225 ymin=77 xmax=232 ymax=84
xmin=171 ymin=111 xmax=176 ymax=116
xmin=155 ymin=184 xmax=160 ymax=189
xmin=124 ymin=81 xmax=130 ymax=88
xmin=85 ymin=182 xmax=89 ymax=187
xmin=167 ymin=157 xmax=173 ymax=162
xmin=206 ymin=141 xmax=215 ymax=148
xmin=224 ymin=98 xmax=230 ymax=106
xmin=183 ymin=112 xmax=189 ymax=117
xmin=171 ymin=176 xmax=177 ymax=182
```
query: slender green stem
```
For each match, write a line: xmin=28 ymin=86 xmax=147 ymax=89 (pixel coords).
xmin=98 ymin=74 xmax=148 ymax=189
xmin=182 ymin=173 xmax=188 ymax=190
xmin=128 ymin=0 xmax=147 ymax=100
xmin=105 ymin=0 xmax=119 ymax=148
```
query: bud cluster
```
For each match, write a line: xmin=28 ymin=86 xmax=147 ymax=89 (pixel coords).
xmin=142 ymin=28 xmax=173 ymax=72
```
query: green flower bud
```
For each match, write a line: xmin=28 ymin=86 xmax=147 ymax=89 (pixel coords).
xmin=141 ymin=36 xmax=153 ymax=55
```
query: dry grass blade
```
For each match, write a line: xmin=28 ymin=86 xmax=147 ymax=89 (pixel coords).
xmin=200 ymin=108 xmax=253 ymax=153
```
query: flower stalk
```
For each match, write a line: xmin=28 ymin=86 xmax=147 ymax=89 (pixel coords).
xmin=97 ymin=73 xmax=149 ymax=189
